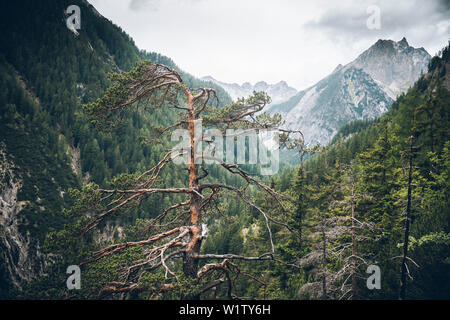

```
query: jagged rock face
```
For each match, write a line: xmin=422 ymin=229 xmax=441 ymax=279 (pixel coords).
xmin=272 ymin=66 xmax=393 ymax=145
xmin=351 ymin=38 xmax=431 ymax=99
xmin=0 ymin=145 xmax=120 ymax=296
xmin=269 ymin=38 xmax=431 ymax=145
xmin=0 ymin=144 xmax=41 ymax=294
xmin=201 ymin=76 xmax=298 ymax=106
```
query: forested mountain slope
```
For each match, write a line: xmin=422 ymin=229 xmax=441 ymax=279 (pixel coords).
xmin=0 ymin=0 xmax=231 ymax=298
xmin=259 ymin=43 xmax=449 ymax=299
xmin=0 ymin=0 xmax=447 ymax=301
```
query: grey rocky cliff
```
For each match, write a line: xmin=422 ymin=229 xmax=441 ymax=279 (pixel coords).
xmin=0 ymin=143 xmax=41 ymax=292
xmin=351 ymin=38 xmax=430 ymax=99
xmin=269 ymin=38 xmax=431 ymax=146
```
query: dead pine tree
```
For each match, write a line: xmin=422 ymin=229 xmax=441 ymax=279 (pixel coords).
xmin=74 ymin=61 xmax=301 ymax=299
xmin=297 ymin=211 xmax=370 ymax=300
xmin=297 ymin=161 xmax=378 ymax=300
xmin=331 ymin=161 xmax=378 ymax=300
xmin=398 ymin=135 xmax=419 ymax=300
xmin=296 ymin=210 xmax=346 ymax=300
xmin=296 ymin=156 xmax=339 ymax=300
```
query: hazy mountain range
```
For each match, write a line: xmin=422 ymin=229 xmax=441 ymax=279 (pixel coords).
xmin=201 ymin=38 xmax=430 ymax=146
xmin=201 ymin=76 xmax=298 ymax=106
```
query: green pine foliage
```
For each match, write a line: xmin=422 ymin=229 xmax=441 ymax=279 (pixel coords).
xmin=238 ymin=42 xmax=450 ymax=300
xmin=0 ymin=0 xmax=448 ymax=300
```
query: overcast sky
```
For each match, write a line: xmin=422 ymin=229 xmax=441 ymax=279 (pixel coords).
xmin=88 ymin=0 xmax=449 ymax=91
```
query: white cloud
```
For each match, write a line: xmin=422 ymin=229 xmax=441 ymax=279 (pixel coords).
xmin=88 ymin=0 xmax=449 ymax=91
xmin=129 ymin=0 xmax=161 ymax=11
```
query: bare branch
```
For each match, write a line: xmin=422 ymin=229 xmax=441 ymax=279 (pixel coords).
xmin=197 ymin=253 xmax=274 ymax=261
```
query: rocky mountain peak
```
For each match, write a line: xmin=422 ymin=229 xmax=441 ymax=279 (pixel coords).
xmin=333 ymin=64 xmax=344 ymax=73
xmin=351 ymin=38 xmax=431 ymax=98
xmin=398 ymin=37 xmax=409 ymax=47
xmin=201 ymin=75 xmax=215 ymax=82
xmin=268 ymin=38 xmax=431 ymax=147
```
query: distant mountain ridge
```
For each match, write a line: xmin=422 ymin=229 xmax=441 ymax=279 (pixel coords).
xmin=268 ymin=38 xmax=431 ymax=146
xmin=201 ymin=76 xmax=298 ymax=106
